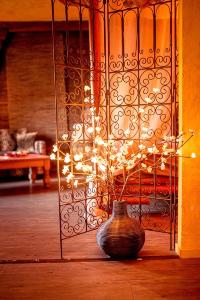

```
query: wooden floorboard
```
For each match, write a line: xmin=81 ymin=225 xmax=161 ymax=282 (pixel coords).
xmin=0 ymin=179 xmax=176 ymax=261
xmin=0 ymin=180 xmax=60 ymax=260
xmin=0 ymin=259 xmax=200 ymax=300
xmin=0 ymin=180 xmax=200 ymax=299
xmin=62 ymin=230 xmax=176 ymax=260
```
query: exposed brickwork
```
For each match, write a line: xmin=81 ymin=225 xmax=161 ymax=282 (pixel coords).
xmin=0 ymin=30 xmax=88 ymax=155
xmin=6 ymin=32 xmax=56 ymax=153
xmin=0 ymin=62 xmax=9 ymax=129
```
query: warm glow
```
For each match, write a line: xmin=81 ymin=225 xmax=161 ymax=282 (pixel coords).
xmin=64 ymin=154 xmax=71 ymax=163
xmin=74 ymin=180 xmax=78 ymax=187
xmin=51 ymin=121 xmax=194 ymax=190
xmin=87 ymin=127 xmax=94 ymax=134
xmin=74 ymin=154 xmax=83 ymax=161
xmin=84 ymin=85 xmax=91 ymax=92
xmin=144 ymin=97 xmax=152 ymax=103
xmin=50 ymin=96 xmax=194 ymax=201
xmin=153 ymin=87 xmax=160 ymax=93
xmin=62 ymin=134 xmax=68 ymax=140
xmin=53 ymin=145 xmax=57 ymax=152
xmin=50 ymin=153 xmax=56 ymax=160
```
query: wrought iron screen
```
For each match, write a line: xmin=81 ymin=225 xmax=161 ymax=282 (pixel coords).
xmin=52 ymin=0 xmax=178 ymax=256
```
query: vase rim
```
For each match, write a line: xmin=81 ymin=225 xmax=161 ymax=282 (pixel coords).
xmin=113 ymin=200 xmax=127 ymax=209
xmin=113 ymin=200 xmax=126 ymax=203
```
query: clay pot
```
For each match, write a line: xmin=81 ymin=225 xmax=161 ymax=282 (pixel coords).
xmin=96 ymin=200 xmax=145 ymax=259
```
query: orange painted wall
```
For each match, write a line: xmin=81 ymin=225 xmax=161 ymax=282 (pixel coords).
xmin=178 ymin=0 xmax=200 ymax=257
xmin=0 ymin=0 xmax=64 ymax=21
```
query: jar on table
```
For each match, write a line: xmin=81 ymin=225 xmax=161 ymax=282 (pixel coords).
xmin=34 ymin=140 xmax=46 ymax=155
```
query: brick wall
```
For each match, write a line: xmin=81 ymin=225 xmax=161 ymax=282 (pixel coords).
xmin=0 ymin=30 xmax=89 ymax=155
xmin=0 ymin=61 xmax=9 ymax=128
xmin=6 ymin=32 xmax=56 ymax=153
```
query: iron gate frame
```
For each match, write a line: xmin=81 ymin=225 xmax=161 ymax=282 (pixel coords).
xmin=51 ymin=0 xmax=178 ymax=259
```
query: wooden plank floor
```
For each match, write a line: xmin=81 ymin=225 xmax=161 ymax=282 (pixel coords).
xmin=0 ymin=179 xmax=200 ymax=299
xmin=0 ymin=179 xmax=175 ymax=261
xmin=0 ymin=180 xmax=60 ymax=260
xmin=0 ymin=258 xmax=200 ymax=299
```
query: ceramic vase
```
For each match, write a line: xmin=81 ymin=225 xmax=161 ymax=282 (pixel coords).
xmin=96 ymin=200 xmax=145 ymax=258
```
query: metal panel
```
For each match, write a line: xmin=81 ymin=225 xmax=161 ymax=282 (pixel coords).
xmin=52 ymin=0 xmax=178 ymax=257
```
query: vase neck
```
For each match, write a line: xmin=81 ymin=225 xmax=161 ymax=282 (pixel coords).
xmin=112 ymin=201 xmax=128 ymax=217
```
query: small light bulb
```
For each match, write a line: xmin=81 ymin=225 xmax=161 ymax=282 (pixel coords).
xmin=64 ymin=154 xmax=71 ymax=163
xmin=144 ymin=97 xmax=152 ymax=103
xmin=87 ymin=127 xmax=94 ymax=133
xmin=153 ymin=87 xmax=160 ymax=93
xmin=85 ymin=146 xmax=90 ymax=153
xmin=74 ymin=180 xmax=78 ymax=187
xmin=62 ymin=134 xmax=68 ymax=140
xmin=50 ymin=153 xmax=56 ymax=160
xmin=191 ymin=152 xmax=197 ymax=158
xmin=52 ymin=145 xmax=58 ymax=152
xmin=74 ymin=154 xmax=83 ymax=161
xmin=91 ymin=156 xmax=97 ymax=163
xmin=95 ymin=126 xmax=101 ymax=133
xmin=142 ymin=127 xmax=148 ymax=132
xmin=124 ymin=129 xmax=130 ymax=136
xmin=139 ymin=107 xmax=144 ymax=113
xmin=84 ymin=85 xmax=91 ymax=92
xmin=84 ymin=97 xmax=90 ymax=103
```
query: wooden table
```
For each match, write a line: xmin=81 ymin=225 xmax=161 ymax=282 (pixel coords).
xmin=0 ymin=154 xmax=50 ymax=187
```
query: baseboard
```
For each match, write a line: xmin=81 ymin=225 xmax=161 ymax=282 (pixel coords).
xmin=176 ymin=244 xmax=200 ymax=258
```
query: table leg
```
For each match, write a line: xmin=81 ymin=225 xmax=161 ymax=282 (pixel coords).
xmin=43 ymin=162 xmax=50 ymax=187
xmin=29 ymin=167 xmax=37 ymax=184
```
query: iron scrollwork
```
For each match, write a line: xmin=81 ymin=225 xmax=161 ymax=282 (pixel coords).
xmin=53 ymin=0 xmax=178 ymax=254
